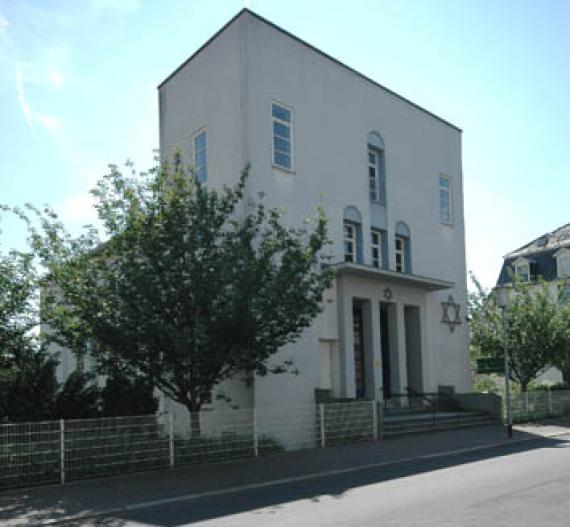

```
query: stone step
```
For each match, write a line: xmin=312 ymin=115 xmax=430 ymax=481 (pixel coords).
xmin=383 ymin=416 xmax=496 ymax=437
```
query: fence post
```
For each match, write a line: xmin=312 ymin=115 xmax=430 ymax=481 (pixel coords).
xmin=169 ymin=413 xmax=175 ymax=468
xmin=319 ymin=403 xmax=326 ymax=448
xmin=253 ymin=408 xmax=259 ymax=457
xmin=548 ymin=389 xmax=553 ymax=417
xmin=60 ymin=419 xmax=65 ymax=484
xmin=372 ymin=400 xmax=378 ymax=440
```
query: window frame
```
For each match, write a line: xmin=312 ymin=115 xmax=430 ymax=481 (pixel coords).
xmin=368 ymin=148 xmax=379 ymax=202
xmin=370 ymin=229 xmax=383 ymax=268
xmin=557 ymin=252 xmax=570 ymax=279
xmin=438 ymin=174 xmax=452 ymax=225
xmin=514 ymin=260 xmax=530 ymax=283
xmin=192 ymin=128 xmax=207 ymax=183
xmin=395 ymin=235 xmax=406 ymax=273
xmin=271 ymin=101 xmax=294 ymax=172
xmin=344 ymin=221 xmax=357 ymax=263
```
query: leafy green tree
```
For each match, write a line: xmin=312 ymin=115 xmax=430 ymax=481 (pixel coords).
xmin=100 ymin=370 xmax=158 ymax=417
xmin=469 ymin=274 xmax=562 ymax=392
xmin=26 ymin=160 xmax=333 ymax=434
xmin=550 ymin=293 xmax=570 ymax=385
xmin=55 ymin=371 xmax=101 ymax=419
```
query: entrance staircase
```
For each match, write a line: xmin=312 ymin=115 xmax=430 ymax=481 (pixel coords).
xmin=382 ymin=390 xmax=498 ymax=436
xmin=383 ymin=408 xmax=496 ymax=436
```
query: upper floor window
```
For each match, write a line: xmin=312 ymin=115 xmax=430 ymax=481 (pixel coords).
xmin=439 ymin=175 xmax=451 ymax=225
xmin=395 ymin=236 xmax=406 ymax=273
xmin=272 ymin=102 xmax=293 ymax=170
xmin=344 ymin=222 xmax=357 ymax=263
xmin=193 ymin=129 xmax=207 ymax=183
xmin=558 ymin=283 xmax=570 ymax=305
xmin=371 ymin=229 xmax=383 ymax=268
xmin=343 ymin=206 xmax=363 ymax=264
xmin=514 ymin=259 xmax=530 ymax=283
xmin=368 ymin=132 xmax=386 ymax=205
xmin=395 ymin=221 xmax=411 ymax=274
xmin=556 ymin=249 xmax=570 ymax=279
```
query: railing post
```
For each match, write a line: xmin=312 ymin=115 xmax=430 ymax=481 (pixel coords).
xmin=60 ymin=419 xmax=65 ymax=485
xmin=319 ymin=403 xmax=326 ymax=448
xmin=169 ymin=413 xmax=175 ymax=468
xmin=253 ymin=408 xmax=259 ymax=457
xmin=378 ymin=401 xmax=384 ymax=440
xmin=548 ymin=389 xmax=553 ymax=417
xmin=372 ymin=400 xmax=378 ymax=440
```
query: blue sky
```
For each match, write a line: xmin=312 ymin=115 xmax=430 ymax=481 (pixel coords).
xmin=1 ymin=0 xmax=569 ymax=289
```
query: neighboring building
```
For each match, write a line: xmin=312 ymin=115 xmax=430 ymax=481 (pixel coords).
xmin=157 ymin=8 xmax=471 ymax=419
xmin=497 ymin=222 xmax=570 ymax=384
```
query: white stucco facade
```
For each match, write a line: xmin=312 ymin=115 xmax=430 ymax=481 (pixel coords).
xmin=157 ymin=10 xmax=472 ymax=416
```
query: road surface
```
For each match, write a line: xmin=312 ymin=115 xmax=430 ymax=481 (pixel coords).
xmin=67 ymin=434 xmax=570 ymax=526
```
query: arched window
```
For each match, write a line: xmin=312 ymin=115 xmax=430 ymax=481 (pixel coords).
xmin=367 ymin=132 xmax=386 ymax=205
xmin=343 ymin=206 xmax=363 ymax=264
xmin=395 ymin=221 xmax=411 ymax=273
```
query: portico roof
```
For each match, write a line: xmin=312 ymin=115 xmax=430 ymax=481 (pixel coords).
xmin=333 ymin=262 xmax=454 ymax=291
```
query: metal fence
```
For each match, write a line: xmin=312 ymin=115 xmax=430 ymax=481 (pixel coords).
xmin=508 ymin=390 xmax=570 ymax=423
xmin=0 ymin=401 xmax=378 ymax=492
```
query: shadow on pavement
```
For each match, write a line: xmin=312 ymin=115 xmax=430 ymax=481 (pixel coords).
xmin=1 ymin=425 xmax=569 ymax=526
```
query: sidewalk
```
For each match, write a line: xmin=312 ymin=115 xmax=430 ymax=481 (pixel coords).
xmin=1 ymin=423 xmax=569 ymax=526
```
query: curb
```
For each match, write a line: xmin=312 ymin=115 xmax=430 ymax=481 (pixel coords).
xmin=27 ymin=429 xmax=570 ymax=527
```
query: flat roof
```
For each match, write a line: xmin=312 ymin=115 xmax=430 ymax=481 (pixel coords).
xmin=158 ymin=9 xmax=462 ymax=133
xmin=334 ymin=262 xmax=454 ymax=291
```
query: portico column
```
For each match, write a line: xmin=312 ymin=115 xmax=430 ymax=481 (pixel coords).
xmin=396 ymin=302 xmax=408 ymax=397
xmin=370 ymin=300 xmax=382 ymax=401
xmin=336 ymin=276 xmax=356 ymax=398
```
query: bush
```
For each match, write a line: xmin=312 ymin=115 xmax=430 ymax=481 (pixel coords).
xmin=101 ymin=371 xmax=158 ymax=417
xmin=55 ymin=371 xmax=101 ymax=419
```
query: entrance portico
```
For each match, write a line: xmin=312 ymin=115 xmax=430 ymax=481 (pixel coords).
xmin=335 ymin=262 xmax=453 ymax=402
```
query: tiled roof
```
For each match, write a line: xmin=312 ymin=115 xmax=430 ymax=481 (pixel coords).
xmin=505 ymin=223 xmax=570 ymax=259
xmin=497 ymin=222 xmax=570 ymax=286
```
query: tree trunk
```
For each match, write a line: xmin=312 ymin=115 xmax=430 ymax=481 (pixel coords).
xmin=563 ymin=369 xmax=570 ymax=387
xmin=521 ymin=380 xmax=529 ymax=393
xmin=186 ymin=399 xmax=202 ymax=439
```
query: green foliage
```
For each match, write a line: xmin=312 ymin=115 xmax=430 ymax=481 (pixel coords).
xmin=23 ymin=159 xmax=334 ymax=415
xmin=469 ymin=273 xmax=568 ymax=392
xmin=55 ymin=371 xmax=101 ymax=419
xmin=0 ymin=347 xmax=60 ymax=422
xmin=101 ymin=370 xmax=158 ymax=417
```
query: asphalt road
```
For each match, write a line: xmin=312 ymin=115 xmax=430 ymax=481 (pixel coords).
xmin=67 ymin=434 xmax=570 ymax=527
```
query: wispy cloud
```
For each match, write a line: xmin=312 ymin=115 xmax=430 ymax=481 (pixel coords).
xmin=14 ymin=64 xmax=34 ymax=131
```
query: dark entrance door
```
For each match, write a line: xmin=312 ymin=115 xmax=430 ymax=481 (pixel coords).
xmin=353 ymin=304 xmax=366 ymax=399
xmin=380 ymin=304 xmax=391 ymax=400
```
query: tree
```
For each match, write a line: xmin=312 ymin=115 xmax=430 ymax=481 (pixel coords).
xmin=100 ymin=370 xmax=158 ymax=417
xmin=28 ymin=160 xmax=334 ymax=434
xmin=550 ymin=291 xmax=570 ymax=385
xmin=55 ymin=371 xmax=101 ymax=419
xmin=469 ymin=274 xmax=561 ymax=392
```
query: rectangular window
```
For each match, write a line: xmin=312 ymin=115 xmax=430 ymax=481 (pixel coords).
xmin=344 ymin=222 xmax=356 ymax=263
xmin=272 ymin=102 xmax=293 ymax=170
xmin=371 ymin=229 xmax=383 ymax=268
xmin=368 ymin=149 xmax=378 ymax=201
xmin=395 ymin=235 xmax=406 ymax=273
xmin=515 ymin=263 xmax=530 ymax=283
xmin=558 ymin=283 xmax=570 ymax=305
xmin=558 ymin=256 xmax=570 ymax=278
xmin=439 ymin=175 xmax=451 ymax=225
xmin=193 ymin=129 xmax=207 ymax=183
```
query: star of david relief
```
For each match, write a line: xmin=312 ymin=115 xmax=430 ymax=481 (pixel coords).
xmin=441 ymin=294 xmax=462 ymax=333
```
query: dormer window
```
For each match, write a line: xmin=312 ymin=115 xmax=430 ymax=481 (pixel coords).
xmin=514 ymin=258 xmax=530 ymax=283
xmin=555 ymin=248 xmax=570 ymax=279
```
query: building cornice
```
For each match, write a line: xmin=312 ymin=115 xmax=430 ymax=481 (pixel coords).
xmin=333 ymin=262 xmax=454 ymax=291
